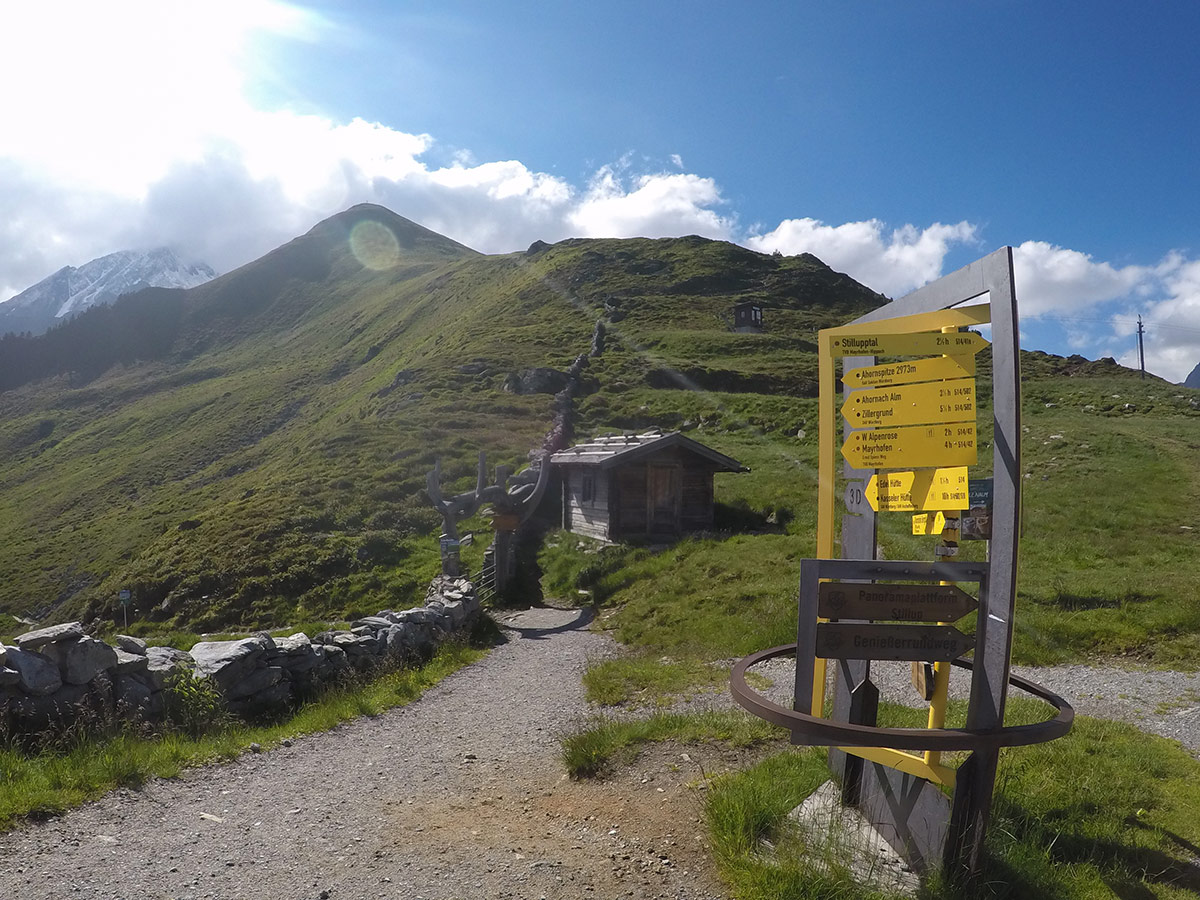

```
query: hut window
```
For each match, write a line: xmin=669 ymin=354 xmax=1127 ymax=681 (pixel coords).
xmin=581 ymin=473 xmax=596 ymax=503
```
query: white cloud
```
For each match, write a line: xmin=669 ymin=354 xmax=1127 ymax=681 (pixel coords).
xmin=569 ymin=168 xmax=735 ymax=241
xmin=3 ymin=2 xmax=1199 ymax=387
xmin=1013 ymin=241 xmax=1151 ymax=317
xmin=0 ymin=1 xmax=742 ymax=297
xmin=745 ymin=218 xmax=976 ymax=298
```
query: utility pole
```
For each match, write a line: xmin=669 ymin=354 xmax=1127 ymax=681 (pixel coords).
xmin=1137 ymin=315 xmax=1146 ymax=379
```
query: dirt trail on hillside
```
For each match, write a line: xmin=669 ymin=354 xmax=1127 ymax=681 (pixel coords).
xmin=0 ymin=608 xmax=732 ymax=900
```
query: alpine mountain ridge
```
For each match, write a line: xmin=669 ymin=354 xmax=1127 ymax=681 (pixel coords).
xmin=0 ymin=247 xmax=217 ymax=337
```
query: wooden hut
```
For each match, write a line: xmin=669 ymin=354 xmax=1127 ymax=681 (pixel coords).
xmin=550 ymin=430 xmax=748 ymax=542
xmin=732 ymin=300 xmax=764 ymax=333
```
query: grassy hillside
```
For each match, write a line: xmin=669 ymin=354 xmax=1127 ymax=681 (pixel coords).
xmin=0 ymin=207 xmax=881 ymax=634
xmin=3 ymin=205 xmax=1198 ymax=666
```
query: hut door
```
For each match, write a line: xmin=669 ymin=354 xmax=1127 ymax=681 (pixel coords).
xmin=648 ymin=466 xmax=680 ymax=534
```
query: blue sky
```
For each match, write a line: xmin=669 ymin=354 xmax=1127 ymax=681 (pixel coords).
xmin=4 ymin=1 xmax=1200 ymax=380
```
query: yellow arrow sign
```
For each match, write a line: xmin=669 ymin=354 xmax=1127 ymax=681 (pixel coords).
xmin=843 ymin=354 xmax=976 ymax=389
xmin=865 ymin=467 xmax=969 ymax=512
xmin=829 ymin=331 xmax=989 ymax=358
xmin=912 ymin=511 xmax=947 ymax=535
xmin=842 ymin=422 xmax=978 ymax=469
xmin=842 ymin=378 xmax=976 ymax=429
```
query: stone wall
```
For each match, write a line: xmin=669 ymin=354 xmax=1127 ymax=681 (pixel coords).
xmin=0 ymin=576 xmax=480 ymax=738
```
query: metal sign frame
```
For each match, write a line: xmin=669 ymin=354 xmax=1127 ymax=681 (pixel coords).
xmin=731 ymin=247 xmax=1072 ymax=883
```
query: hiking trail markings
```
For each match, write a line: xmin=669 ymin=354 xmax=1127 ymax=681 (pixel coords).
xmin=864 ymin=467 xmax=969 ymax=512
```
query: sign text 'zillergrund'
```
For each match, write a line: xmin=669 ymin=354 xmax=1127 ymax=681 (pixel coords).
xmin=842 ymin=378 xmax=976 ymax=429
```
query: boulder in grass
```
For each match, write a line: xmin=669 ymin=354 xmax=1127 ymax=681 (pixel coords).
xmin=14 ymin=622 xmax=84 ymax=650
xmin=115 ymin=635 xmax=148 ymax=655
xmin=113 ymin=648 xmax=149 ymax=675
xmin=225 ymin=666 xmax=286 ymax=702
xmin=42 ymin=635 xmax=118 ymax=685
xmin=229 ymin=680 xmax=291 ymax=715
xmin=5 ymin=647 xmax=63 ymax=696
xmin=115 ymin=672 xmax=156 ymax=717
xmin=189 ymin=638 xmax=266 ymax=691
xmin=144 ymin=646 xmax=194 ymax=692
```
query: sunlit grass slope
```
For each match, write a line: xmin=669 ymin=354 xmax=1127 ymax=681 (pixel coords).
xmin=0 ymin=207 xmax=883 ymax=634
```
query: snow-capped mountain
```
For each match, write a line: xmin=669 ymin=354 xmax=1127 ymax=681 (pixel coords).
xmin=0 ymin=248 xmax=217 ymax=336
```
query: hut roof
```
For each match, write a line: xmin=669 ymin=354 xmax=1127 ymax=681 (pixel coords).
xmin=550 ymin=429 xmax=748 ymax=472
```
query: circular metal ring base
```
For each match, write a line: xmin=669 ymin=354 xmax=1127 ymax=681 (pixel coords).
xmin=730 ymin=644 xmax=1073 ymax=752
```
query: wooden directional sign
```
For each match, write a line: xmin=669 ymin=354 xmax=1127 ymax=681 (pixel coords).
xmin=842 ymin=378 xmax=976 ymax=429
xmin=842 ymin=422 xmax=978 ymax=469
xmin=843 ymin=354 xmax=976 ymax=389
xmin=815 ymin=623 xmax=974 ymax=661
xmin=865 ymin=467 xmax=969 ymax=512
xmin=829 ymin=331 xmax=989 ymax=359
xmin=818 ymin=581 xmax=978 ymax=622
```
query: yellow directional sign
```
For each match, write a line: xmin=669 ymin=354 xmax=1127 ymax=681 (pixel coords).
xmin=912 ymin=511 xmax=947 ymax=535
xmin=842 ymin=422 xmax=978 ymax=469
xmin=842 ymin=377 xmax=976 ymax=429
xmin=865 ymin=467 xmax=969 ymax=512
xmin=843 ymin=354 xmax=976 ymax=389
xmin=829 ymin=331 xmax=989 ymax=359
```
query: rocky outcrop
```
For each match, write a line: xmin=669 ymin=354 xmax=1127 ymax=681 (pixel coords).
xmin=1 ymin=577 xmax=481 ymax=739
xmin=503 ymin=367 xmax=570 ymax=395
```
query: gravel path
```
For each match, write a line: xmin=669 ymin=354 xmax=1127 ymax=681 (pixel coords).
xmin=0 ymin=608 xmax=727 ymax=900
xmin=5 ymin=608 xmax=1200 ymax=900
xmin=748 ymin=657 xmax=1200 ymax=755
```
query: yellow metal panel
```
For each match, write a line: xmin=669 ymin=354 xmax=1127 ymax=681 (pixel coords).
xmin=843 ymin=354 xmax=976 ymax=389
xmin=829 ymin=331 xmax=988 ymax=358
xmin=838 ymin=746 xmax=957 ymax=787
xmin=843 ymin=378 xmax=976 ymax=429
xmin=842 ymin=422 xmax=978 ymax=469
xmin=912 ymin=511 xmax=947 ymax=535
xmin=866 ymin=468 xmax=969 ymax=513
xmin=823 ymin=304 xmax=991 ymax=339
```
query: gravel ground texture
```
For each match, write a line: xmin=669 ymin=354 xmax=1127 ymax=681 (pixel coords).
xmin=0 ymin=607 xmax=730 ymax=900
xmin=4 ymin=607 xmax=1200 ymax=900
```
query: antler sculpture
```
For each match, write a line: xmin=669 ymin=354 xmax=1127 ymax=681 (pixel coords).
xmin=426 ymin=451 xmax=552 ymax=580
xmin=425 ymin=452 xmax=487 ymax=541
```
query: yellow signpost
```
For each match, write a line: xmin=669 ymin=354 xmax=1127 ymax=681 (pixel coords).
xmin=829 ymin=330 xmax=988 ymax=359
xmin=842 ymin=378 xmax=976 ymax=429
xmin=912 ymin=511 xmax=947 ymax=535
xmin=843 ymin=354 xmax=976 ymax=389
xmin=841 ymin=422 xmax=978 ymax=469
xmin=865 ymin=467 xmax=969 ymax=512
